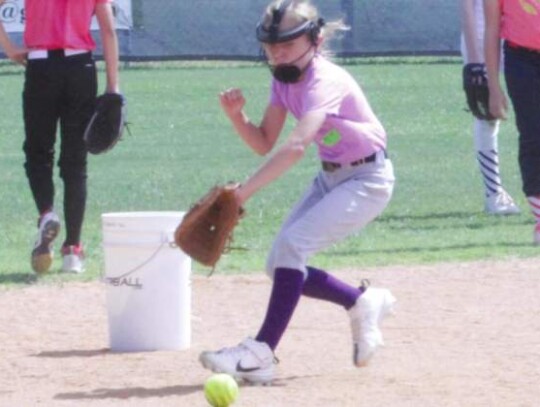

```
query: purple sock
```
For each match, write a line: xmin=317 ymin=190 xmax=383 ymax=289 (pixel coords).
xmin=302 ymin=266 xmax=363 ymax=310
xmin=255 ymin=267 xmax=304 ymax=351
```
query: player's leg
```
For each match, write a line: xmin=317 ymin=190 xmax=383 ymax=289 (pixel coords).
xmin=473 ymin=118 xmax=519 ymax=214
xmin=301 ymin=266 xmax=364 ymax=308
xmin=23 ymin=57 xmax=63 ymax=273
xmin=267 ymin=160 xmax=394 ymax=274
xmin=58 ymin=53 xmax=97 ymax=272
xmin=263 ymin=175 xmax=368 ymax=309
xmin=461 ymin=25 xmax=519 ymax=215
xmin=504 ymin=46 xmax=540 ymax=243
xmin=200 ymin=160 xmax=395 ymax=379
xmin=260 ymin=167 xmax=385 ymax=338
xmin=264 ymin=159 xmax=395 ymax=365
xmin=198 ymin=174 xmax=329 ymax=383
xmin=528 ymin=196 xmax=540 ymax=244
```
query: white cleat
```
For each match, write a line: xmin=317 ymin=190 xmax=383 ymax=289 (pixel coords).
xmin=61 ymin=245 xmax=85 ymax=274
xmin=199 ymin=337 xmax=276 ymax=385
xmin=348 ymin=287 xmax=396 ymax=367
xmin=31 ymin=211 xmax=61 ymax=274
xmin=484 ymin=190 xmax=520 ymax=215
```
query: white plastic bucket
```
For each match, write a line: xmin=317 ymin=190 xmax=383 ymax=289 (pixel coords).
xmin=101 ymin=211 xmax=191 ymax=352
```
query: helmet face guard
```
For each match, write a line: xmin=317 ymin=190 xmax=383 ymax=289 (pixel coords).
xmin=255 ymin=0 xmax=323 ymax=44
xmin=269 ymin=44 xmax=314 ymax=83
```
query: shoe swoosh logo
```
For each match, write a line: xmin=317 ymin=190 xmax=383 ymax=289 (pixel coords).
xmin=236 ymin=361 xmax=261 ymax=373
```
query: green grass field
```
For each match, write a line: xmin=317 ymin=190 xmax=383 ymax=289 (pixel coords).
xmin=0 ymin=57 xmax=537 ymax=286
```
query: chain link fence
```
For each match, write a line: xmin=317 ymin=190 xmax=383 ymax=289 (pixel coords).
xmin=1 ymin=0 xmax=461 ymax=61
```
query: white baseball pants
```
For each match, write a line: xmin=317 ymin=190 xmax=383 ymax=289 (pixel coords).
xmin=266 ymin=152 xmax=395 ymax=278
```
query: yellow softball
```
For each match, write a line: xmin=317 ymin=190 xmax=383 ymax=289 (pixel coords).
xmin=204 ymin=373 xmax=239 ymax=407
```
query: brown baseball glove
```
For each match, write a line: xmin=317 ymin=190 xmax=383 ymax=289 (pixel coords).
xmin=174 ymin=183 xmax=244 ymax=269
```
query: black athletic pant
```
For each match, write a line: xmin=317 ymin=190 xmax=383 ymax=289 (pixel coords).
xmin=504 ymin=43 xmax=540 ymax=197
xmin=23 ymin=50 xmax=97 ymax=246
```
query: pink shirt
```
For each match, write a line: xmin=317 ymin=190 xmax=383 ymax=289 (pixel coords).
xmin=500 ymin=0 xmax=540 ymax=50
xmin=270 ymin=55 xmax=386 ymax=164
xmin=24 ymin=0 xmax=111 ymax=50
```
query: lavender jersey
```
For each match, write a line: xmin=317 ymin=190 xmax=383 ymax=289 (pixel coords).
xmin=270 ymin=54 xmax=386 ymax=164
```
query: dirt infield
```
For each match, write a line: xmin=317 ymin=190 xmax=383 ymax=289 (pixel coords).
xmin=1 ymin=258 xmax=539 ymax=407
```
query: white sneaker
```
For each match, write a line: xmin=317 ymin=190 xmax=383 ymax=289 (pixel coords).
xmin=199 ymin=337 xmax=276 ymax=385
xmin=348 ymin=287 xmax=396 ymax=367
xmin=61 ymin=245 xmax=85 ymax=273
xmin=31 ymin=211 xmax=61 ymax=273
xmin=484 ymin=190 xmax=520 ymax=215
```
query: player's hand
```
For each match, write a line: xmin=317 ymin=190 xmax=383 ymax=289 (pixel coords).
xmin=488 ymin=85 xmax=508 ymax=120
xmin=234 ymin=184 xmax=248 ymax=207
xmin=6 ymin=46 xmax=28 ymax=66
xmin=219 ymin=88 xmax=246 ymax=118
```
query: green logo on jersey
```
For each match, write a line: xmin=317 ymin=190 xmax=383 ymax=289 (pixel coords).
xmin=322 ymin=130 xmax=341 ymax=146
xmin=519 ymin=0 xmax=538 ymax=15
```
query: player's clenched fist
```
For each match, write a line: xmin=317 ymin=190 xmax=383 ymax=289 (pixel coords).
xmin=219 ymin=88 xmax=246 ymax=118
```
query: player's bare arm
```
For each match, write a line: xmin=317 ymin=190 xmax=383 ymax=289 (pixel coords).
xmin=220 ymin=89 xmax=286 ymax=155
xmin=483 ymin=0 xmax=507 ymax=119
xmin=96 ymin=2 xmax=120 ymax=93
xmin=236 ymin=110 xmax=326 ymax=205
xmin=0 ymin=22 xmax=27 ymax=65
